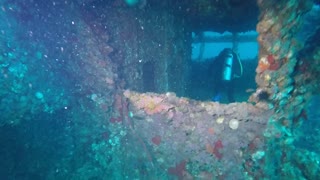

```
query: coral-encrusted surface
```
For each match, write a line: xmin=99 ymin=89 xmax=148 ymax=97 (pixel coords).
xmin=254 ymin=0 xmax=320 ymax=179
xmin=124 ymin=90 xmax=270 ymax=179
xmin=254 ymin=0 xmax=312 ymax=138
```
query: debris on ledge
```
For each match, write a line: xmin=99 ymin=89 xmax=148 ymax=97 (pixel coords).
xmin=123 ymin=90 xmax=271 ymax=179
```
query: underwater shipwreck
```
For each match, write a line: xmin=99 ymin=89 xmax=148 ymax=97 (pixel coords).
xmin=1 ymin=0 xmax=320 ymax=179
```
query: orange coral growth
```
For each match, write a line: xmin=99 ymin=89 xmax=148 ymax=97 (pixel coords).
xmin=206 ymin=143 xmax=214 ymax=154
xmin=207 ymin=127 xmax=215 ymax=135
xmin=144 ymin=103 xmax=171 ymax=115
xmin=257 ymin=54 xmax=281 ymax=73
xmin=257 ymin=60 xmax=270 ymax=73
xmin=206 ymin=140 xmax=223 ymax=159
xmin=135 ymin=95 xmax=172 ymax=115
xmin=267 ymin=55 xmax=281 ymax=70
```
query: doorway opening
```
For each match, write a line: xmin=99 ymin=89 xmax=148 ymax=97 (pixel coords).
xmin=142 ymin=61 xmax=156 ymax=92
xmin=187 ymin=31 xmax=258 ymax=103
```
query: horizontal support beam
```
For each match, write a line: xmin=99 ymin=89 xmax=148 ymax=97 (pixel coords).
xmin=193 ymin=34 xmax=257 ymax=43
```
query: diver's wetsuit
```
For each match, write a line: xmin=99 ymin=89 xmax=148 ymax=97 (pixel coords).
xmin=213 ymin=80 xmax=235 ymax=103
xmin=211 ymin=48 xmax=241 ymax=103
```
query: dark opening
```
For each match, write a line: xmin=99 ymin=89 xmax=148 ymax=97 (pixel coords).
xmin=142 ymin=61 xmax=156 ymax=92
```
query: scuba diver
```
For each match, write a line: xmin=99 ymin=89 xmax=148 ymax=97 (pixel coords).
xmin=210 ymin=48 xmax=243 ymax=103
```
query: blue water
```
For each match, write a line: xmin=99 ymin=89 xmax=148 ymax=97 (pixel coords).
xmin=191 ymin=31 xmax=258 ymax=61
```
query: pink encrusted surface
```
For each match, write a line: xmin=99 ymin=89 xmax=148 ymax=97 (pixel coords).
xmin=124 ymin=90 xmax=271 ymax=179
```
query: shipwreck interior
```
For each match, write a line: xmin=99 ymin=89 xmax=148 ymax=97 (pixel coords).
xmin=189 ymin=31 xmax=258 ymax=102
xmin=88 ymin=0 xmax=260 ymax=102
xmin=1 ymin=0 xmax=320 ymax=179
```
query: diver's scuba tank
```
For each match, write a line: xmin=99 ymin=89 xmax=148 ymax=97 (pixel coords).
xmin=222 ymin=51 xmax=233 ymax=81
